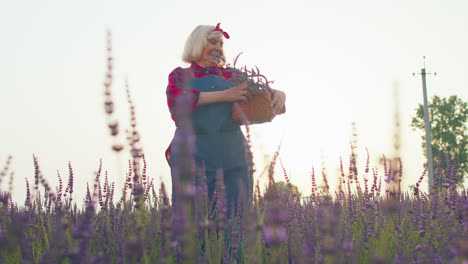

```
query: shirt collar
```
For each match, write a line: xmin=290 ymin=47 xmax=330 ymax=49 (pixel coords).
xmin=190 ymin=62 xmax=223 ymax=76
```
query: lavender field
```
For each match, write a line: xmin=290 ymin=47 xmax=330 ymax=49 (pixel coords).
xmin=0 ymin=145 xmax=467 ymax=263
xmin=0 ymin=38 xmax=467 ymax=264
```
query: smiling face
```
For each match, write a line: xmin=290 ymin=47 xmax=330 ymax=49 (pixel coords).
xmin=196 ymin=37 xmax=224 ymax=68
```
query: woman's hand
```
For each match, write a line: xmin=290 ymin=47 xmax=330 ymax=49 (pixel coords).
xmin=225 ymin=81 xmax=250 ymax=102
xmin=271 ymin=89 xmax=286 ymax=115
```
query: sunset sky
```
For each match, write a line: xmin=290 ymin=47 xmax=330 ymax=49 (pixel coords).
xmin=1 ymin=0 xmax=467 ymax=204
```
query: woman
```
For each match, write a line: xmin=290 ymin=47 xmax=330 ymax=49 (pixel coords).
xmin=166 ymin=23 xmax=286 ymax=214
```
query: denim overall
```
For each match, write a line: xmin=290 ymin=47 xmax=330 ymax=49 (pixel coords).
xmin=170 ymin=74 xmax=250 ymax=214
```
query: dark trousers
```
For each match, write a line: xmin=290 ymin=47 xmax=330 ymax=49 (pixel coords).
xmin=171 ymin=165 xmax=250 ymax=218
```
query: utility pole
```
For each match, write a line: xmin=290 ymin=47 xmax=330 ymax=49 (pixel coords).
xmin=414 ymin=56 xmax=435 ymax=192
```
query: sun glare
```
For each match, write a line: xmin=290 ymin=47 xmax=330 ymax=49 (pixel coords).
xmin=249 ymin=83 xmax=353 ymax=195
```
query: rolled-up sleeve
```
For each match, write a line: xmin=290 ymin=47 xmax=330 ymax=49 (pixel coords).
xmin=166 ymin=67 xmax=200 ymax=122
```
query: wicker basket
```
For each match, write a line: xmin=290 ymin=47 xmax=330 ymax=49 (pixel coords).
xmin=232 ymin=90 xmax=275 ymax=125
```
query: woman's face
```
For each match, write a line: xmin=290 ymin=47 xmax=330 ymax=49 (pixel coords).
xmin=197 ymin=37 xmax=224 ymax=67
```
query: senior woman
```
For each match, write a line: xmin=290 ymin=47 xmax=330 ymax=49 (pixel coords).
xmin=166 ymin=23 xmax=286 ymax=214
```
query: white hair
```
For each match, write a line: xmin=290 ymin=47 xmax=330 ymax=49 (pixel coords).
xmin=181 ymin=25 xmax=227 ymax=66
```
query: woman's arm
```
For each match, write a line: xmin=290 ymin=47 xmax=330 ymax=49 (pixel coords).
xmin=166 ymin=67 xmax=249 ymax=121
xmin=197 ymin=82 xmax=249 ymax=105
xmin=166 ymin=68 xmax=200 ymax=121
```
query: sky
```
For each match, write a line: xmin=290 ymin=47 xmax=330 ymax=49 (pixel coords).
xmin=1 ymin=0 xmax=467 ymax=205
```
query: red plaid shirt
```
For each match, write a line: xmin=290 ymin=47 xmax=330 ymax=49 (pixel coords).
xmin=166 ymin=62 xmax=236 ymax=123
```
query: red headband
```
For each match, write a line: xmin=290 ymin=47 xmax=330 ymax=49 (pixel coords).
xmin=212 ymin=23 xmax=230 ymax=39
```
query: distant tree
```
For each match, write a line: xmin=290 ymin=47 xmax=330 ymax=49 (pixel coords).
xmin=265 ymin=181 xmax=302 ymax=204
xmin=410 ymin=95 xmax=467 ymax=186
